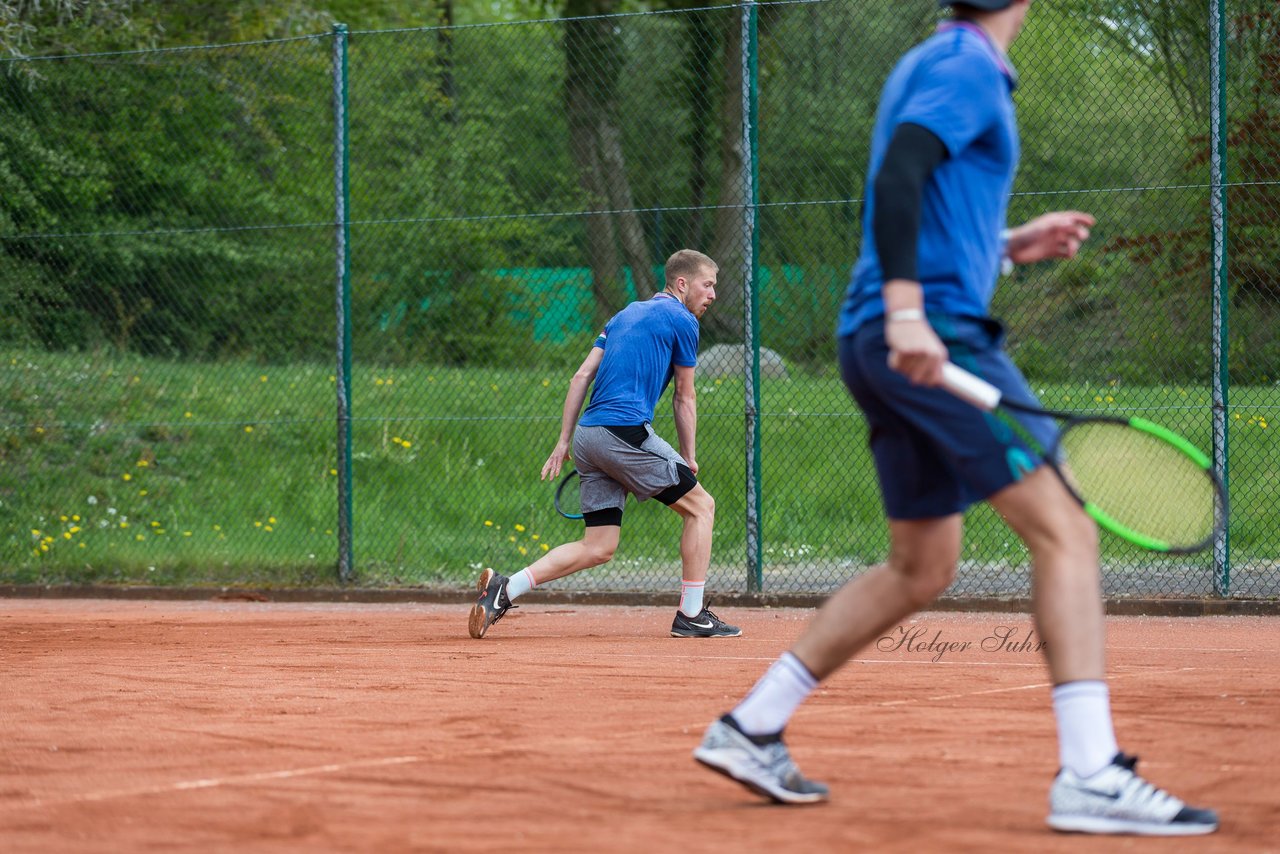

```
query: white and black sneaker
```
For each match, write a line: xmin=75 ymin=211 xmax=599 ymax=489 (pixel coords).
xmin=1048 ymin=752 xmax=1218 ymax=835
xmin=693 ymin=715 xmax=828 ymax=805
xmin=671 ymin=606 xmax=741 ymax=638
xmin=468 ymin=567 xmax=514 ymax=639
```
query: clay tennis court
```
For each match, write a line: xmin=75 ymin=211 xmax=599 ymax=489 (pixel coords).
xmin=2 ymin=598 xmax=1276 ymax=852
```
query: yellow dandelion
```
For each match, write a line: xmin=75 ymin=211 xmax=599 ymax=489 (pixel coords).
xmin=184 ymin=411 xmax=193 ymax=418
xmin=542 ymin=379 xmax=550 ymax=387
xmin=376 ymin=378 xmax=385 ymax=386
xmin=402 ymin=440 xmax=412 ymax=449
xmin=69 ymin=526 xmax=80 ymax=534
xmin=122 ymin=473 xmax=132 ymax=481
xmin=245 ymin=425 xmax=254 ymax=433
xmin=40 ymin=543 xmax=49 ymax=552
xmin=78 ymin=543 xmax=86 ymax=549
xmin=484 ymin=520 xmax=494 ymax=527
xmin=264 ymin=525 xmax=274 ymax=532
xmin=135 ymin=533 xmax=145 ymax=541
xmin=515 ymin=524 xmax=526 ymax=533
xmin=63 ymin=532 xmax=72 ymax=540
xmin=72 ymin=515 xmax=80 ymax=522
xmin=213 ymin=524 xmax=222 ymax=531
xmin=35 ymin=426 xmax=45 ymax=434
xmin=508 ymin=535 xmax=516 ymax=543
xmin=31 ymin=529 xmax=41 ymax=537
xmin=254 ymin=521 xmax=263 ymax=528
xmin=268 ymin=517 xmax=277 ymax=524
xmin=490 ymin=384 xmax=498 ymax=392
xmin=541 ymin=543 xmax=549 ymax=551
xmin=531 ymin=534 xmax=540 ymax=541
xmin=260 ymin=375 xmax=268 ymax=383
xmin=329 ymin=468 xmax=337 ymax=476
xmin=183 ymin=531 xmax=193 ymax=537
xmin=137 ymin=459 xmax=149 ymax=467
xmin=119 ymin=521 xmax=129 ymax=528
xmin=518 ymin=546 xmax=528 ymax=556
xmin=139 ymin=490 xmax=148 ymax=496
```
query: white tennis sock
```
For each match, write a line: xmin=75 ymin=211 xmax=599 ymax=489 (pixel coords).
xmin=1052 ymin=680 xmax=1119 ymax=778
xmin=730 ymin=652 xmax=818 ymax=736
xmin=505 ymin=568 xmax=536 ymax=602
xmin=678 ymin=580 xmax=705 ymax=617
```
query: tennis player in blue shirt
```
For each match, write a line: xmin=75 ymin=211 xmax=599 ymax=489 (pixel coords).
xmin=694 ymin=0 xmax=1217 ymax=835
xmin=469 ymin=249 xmax=740 ymax=640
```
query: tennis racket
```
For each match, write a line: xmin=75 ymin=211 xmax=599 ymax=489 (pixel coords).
xmin=554 ymin=467 xmax=583 ymax=520
xmin=941 ymin=363 xmax=1226 ymax=553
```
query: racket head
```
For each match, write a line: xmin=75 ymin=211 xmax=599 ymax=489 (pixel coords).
xmin=554 ymin=468 xmax=583 ymax=520
xmin=1048 ymin=415 xmax=1226 ymax=553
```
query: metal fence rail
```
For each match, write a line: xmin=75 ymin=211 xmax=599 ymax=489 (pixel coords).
xmin=2 ymin=0 xmax=1277 ymax=600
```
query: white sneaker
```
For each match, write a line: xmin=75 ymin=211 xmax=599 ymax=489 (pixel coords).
xmin=693 ymin=716 xmax=828 ymax=805
xmin=1048 ymin=753 xmax=1218 ymax=835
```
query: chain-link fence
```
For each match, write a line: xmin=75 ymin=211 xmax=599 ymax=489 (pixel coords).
xmin=2 ymin=0 xmax=1277 ymax=600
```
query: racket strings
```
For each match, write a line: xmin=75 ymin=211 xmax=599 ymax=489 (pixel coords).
xmin=556 ymin=472 xmax=583 ymax=519
xmin=1057 ymin=421 xmax=1219 ymax=549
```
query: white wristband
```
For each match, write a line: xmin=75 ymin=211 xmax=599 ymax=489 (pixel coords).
xmin=886 ymin=308 xmax=925 ymax=323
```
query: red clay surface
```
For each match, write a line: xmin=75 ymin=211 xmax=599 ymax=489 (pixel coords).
xmin=2 ymin=599 xmax=1277 ymax=852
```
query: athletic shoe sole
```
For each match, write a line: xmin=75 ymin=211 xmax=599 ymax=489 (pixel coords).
xmin=1048 ymin=815 xmax=1217 ymax=836
xmin=670 ymin=628 xmax=742 ymax=638
xmin=468 ymin=567 xmax=496 ymax=639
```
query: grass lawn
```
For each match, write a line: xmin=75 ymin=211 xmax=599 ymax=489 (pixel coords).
xmin=3 ymin=348 xmax=1277 ymax=591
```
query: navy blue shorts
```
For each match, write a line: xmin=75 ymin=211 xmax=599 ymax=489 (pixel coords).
xmin=839 ymin=315 xmax=1058 ymax=520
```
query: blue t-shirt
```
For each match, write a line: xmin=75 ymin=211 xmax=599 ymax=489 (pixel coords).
xmin=838 ymin=23 xmax=1020 ymax=336
xmin=579 ymin=294 xmax=699 ymax=427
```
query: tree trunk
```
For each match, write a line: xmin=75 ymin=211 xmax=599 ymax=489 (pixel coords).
xmin=563 ymin=0 xmax=651 ymax=324
xmin=705 ymin=9 xmax=748 ymax=341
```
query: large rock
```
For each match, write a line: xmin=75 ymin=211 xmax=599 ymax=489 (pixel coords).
xmin=697 ymin=344 xmax=789 ymax=380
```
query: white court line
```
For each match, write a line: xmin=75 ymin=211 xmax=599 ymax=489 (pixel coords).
xmin=15 ymin=755 xmax=425 ymax=810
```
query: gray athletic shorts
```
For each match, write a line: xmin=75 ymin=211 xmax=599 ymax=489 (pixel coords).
xmin=572 ymin=424 xmax=686 ymax=514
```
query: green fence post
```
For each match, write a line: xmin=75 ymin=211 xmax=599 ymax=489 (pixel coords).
xmin=742 ymin=1 xmax=763 ymax=593
xmin=332 ymin=23 xmax=354 ymax=584
xmin=1209 ymin=0 xmax=1230 ymax=595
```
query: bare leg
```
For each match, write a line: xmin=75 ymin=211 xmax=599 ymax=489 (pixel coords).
xmin=988 ymin=465 xmax=1104 ymax=682
xmin=791 ymin=515 xmax=962 ymax=680
xmin=517 ymin=525 xmax=621 ymax=585
xmin=668 ymin=483 xmax=716 ymax=583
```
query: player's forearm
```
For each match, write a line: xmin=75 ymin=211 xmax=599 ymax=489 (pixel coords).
xmin=673 ymin=393 xmax=697 ymax=462
xmin=556 ymin=374 xmax=592 ymax=444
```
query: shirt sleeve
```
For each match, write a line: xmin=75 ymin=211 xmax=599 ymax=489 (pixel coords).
xmin=897 ymin=50 xmax=1005 ymax=157
xmin=671 ymin=313 xmax=698 ymax=367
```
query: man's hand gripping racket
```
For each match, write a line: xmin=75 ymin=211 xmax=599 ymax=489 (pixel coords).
xmin=941 ymin=363 xmax=1226 ymax=553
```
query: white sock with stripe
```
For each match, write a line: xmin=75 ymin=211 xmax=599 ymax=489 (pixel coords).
xmin=1052 ymin=680 xmax=1119 ymax=778
xmin=730 ymin=652 xmax=818 ymax=736
xmin=505 ymin=568 xmax=536 ymax=602
xmin=679 ymin=580 xmax=705 ymax=617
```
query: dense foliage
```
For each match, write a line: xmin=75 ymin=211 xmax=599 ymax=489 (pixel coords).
xmin=0 ymin=0 xmax=1274 ymax=381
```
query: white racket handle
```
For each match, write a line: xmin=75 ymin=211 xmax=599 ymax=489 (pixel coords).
xmin=940 ymin=362 xmax=1003 ymax=411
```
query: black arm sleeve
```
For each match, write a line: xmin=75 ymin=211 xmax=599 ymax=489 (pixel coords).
xmin=872 ymin=122 xmax=949 ymax=283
